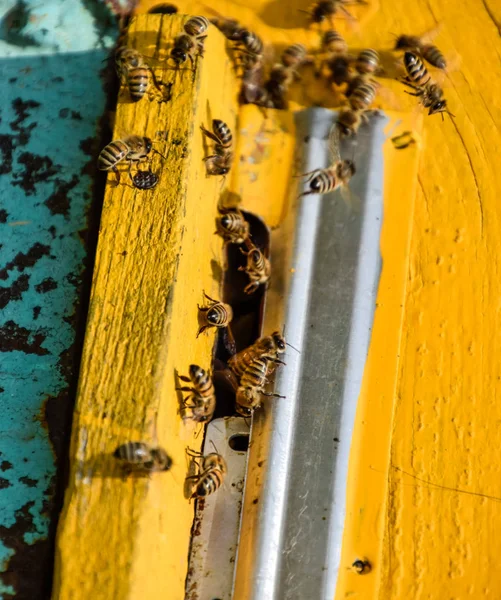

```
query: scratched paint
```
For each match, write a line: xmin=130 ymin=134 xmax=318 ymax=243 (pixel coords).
xmin=0 ymin=2 xmax=116 ymax=597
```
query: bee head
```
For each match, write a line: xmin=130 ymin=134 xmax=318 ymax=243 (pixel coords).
xmin=430 ymin=100 xmax=446 ymax=114
xmin=143 ymin=138 xmax=153 ymax=154
xmin=189 ymin=364 xmax=204 ymax=380
xmin=271 ymin=331 xmax=287 ymax=353
xmin=221 ymin=214 xmax=231 ymax=227
xmin=219 ymin=167 xmax=230 ymax=175
xmin=171 ymin=48 xmax=187 ymax=65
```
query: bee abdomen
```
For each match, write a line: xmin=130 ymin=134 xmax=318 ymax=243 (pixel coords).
xmin=323 ymin=29 xmax=347 ymax=53
xmin=240 ymin=30 xmax=263 ymax=54
xmin=184 ymin=15 xmax=209 ymax=36
xmin=195 ymin=470 xmax=224 ymax=497
xmin=349 ymin=82 xmax=377 ymax=110
xmin=356 ymin=49 xmax=379 ymax=74
xmin=97 ymin=140 xmax=129 ymax=170
xmin=404 ymin=51 xmax=429 ymax=84
xmin=421 ymin=44 xmax=446 ymax=69
xmin=207 ymin=304 xmax=230 ymax=326
xmin=114 ymin=442 xmax=149 ymax=463
xmin=213 ymin=119 xmax=232 ymax=147
xmin=310 ymin=170 xmax=336 ymax=194
xmin=128 ymin=67 xmax=149 ymax=101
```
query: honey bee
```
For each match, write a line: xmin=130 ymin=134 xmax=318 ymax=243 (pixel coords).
xmin=186 ymin=447 xmax=227 ymax=498
xmin=336 ymin=107 xmax=371 ymax=137
xmin=235 ymin=356 xmax=285 ymax=416
xmin=298 ymin=125 xmax=356 ymax=204
xmin=131 ymin=169 xmax=159 ymax=190
xmin=228 ymin=331 xmax=287 ymax=379
xmin=239 ymin=61 xmax=270 ymax=106
xmin=215 ymin=209 xmax=250 ymax=244
xmin=323 ymin=54 xmax=354 ymax=86
xmin=337 ymin=75 xmax=380 ymax=136
xmin=302 ymin=0 xmax=363 ymax=27
xmin=394 ymin=30 xmax=447 ymax=70
xmin=113 ymin=442 xmax=172 ymax=472
xmin=399 ymin=52 xmax=454 ymax=118
xmin=281 ymin=43 xmax=308 ymax=69
xmin=238 ymin=242 xmax=271 ymax=294
xmin=233 ymin=29 xmax=264 ymax=70
xmin=200 ymin=119 xmax=233 ymax=176
xmin=197 ymin=292 xmax=233 ymax=337
xmin=115 ymin=46 xmax=168 ymax=102
xmin=264 ymin=64 xmax=294 ymax=110
xmin=321 ymin=29 xmax=348 ymax=54
xmin=170 ymin=16 xmax=209 ymax=68
xmin=97 ymin=136 xmax=163 ymax=184
xmin=352 ymin=558 xmax=372 ymax=574
xmin=354 ymin=48 xmax=381 ymax=75
xmin=177 ymin=364 xmax=216 ymax=423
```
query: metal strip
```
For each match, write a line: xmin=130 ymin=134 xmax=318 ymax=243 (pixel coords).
xmin=233 ymin=108 xmax=388 ymax=600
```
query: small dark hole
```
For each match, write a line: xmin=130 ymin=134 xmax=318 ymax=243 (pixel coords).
xmin=228 ymin=433 xmax=250 ymax=452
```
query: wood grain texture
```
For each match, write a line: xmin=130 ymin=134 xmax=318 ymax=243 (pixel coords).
xmin=138 ymin=0 xmax=501 ymax=597
xmin=52 ymin=15 xmax=238 ymax=599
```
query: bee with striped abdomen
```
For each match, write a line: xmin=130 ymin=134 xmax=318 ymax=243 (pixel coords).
xmin=197 ymin=292 xmax=233 ymax=337
xmin=355 ymin=49 xmax=381 ymax=75
xmin=238 ymin=242 xmax=271 ymax=294
xmin=98 ymin=136 xmax=163 ymax=184
xmin=399 ymin=52 xmax=454 ymax=119
xmin=200 ymin=119 xmax=233 ymax=176
xmin=186 ymin=447 xmax=227 ymax=498
xmin=393 ymin=26 xmax=447 ymax=70
xmin=281 ymin=43 xmax=308 ymax=69
xmin=130 ymin=169 xmax=159 ymax=190
xmin=177 ymin=364 xmax=216 ymax=423
xmin=337 ymin=76 xmax=380 ymax=136
xmin=322 ymin=29 xmax=348 ymax=54
xmin=228 ymin=331 xmax=287 ymax=380
xmin=114 ymin=442 xmax=172 ymax=472
xmin=235 ymin=356 xmax=285 ymax=416
xmin=216 ymin=209 xmax=250 ymax=244
xmin=298 ymin=125 xmax=356 ymax=206
xmin=234 ymin=29 xmax=264 ymax=70
xmin=115 ymin=46 xmax=168 ymax=102
xmin=170 ymin=15 xmax=209 ymax=68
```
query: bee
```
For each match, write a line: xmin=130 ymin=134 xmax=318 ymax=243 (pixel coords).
xmin=324 ymin=54 xmax=354 ymax=86
xmin=113 ymin=442 xmax=172 ymax=472
xmin=197 ymin=292 xmax=233 ymax=337
xmin=238 ymin=242 xmax=271 ymax=294
xmin=298 ymin=125 xmax=356 ymax=202
xmin=177 ymin=365 xmax=216 ymax=423
xmin=302 ymin=0 xmax=362 ymax=28
xmin=352 ymin=558 xmax=372 ymax=574
xmin=170 ymin=16 xmax=209 ymax=68
xmin=235 ymin=356 xmax=285 ymax=416
xmin=97 ymin=136 xmax=162 ymax=184
xmin=394 ymin=30 xmax=447 ymax=70
xmin=131 ymin=169 xmax=159 ymax=190
xmin=234 ymin=29 xmax=264 ymax=70
xmin=264 ymin=64 xmax=294 ymax=110
xmin=200 ymin=119 xmax=233 ymax=176
xmin=228 ymin=331 xmax=287 ymax=379
xmin=399 ymin=52 xmax=454 ymax=118
xmin=355 ymin=49 xmax=381 ymax=75
xmin=240 ymin=62 xmax=271 ymax=107
xmin=281 ymin=43 xmax=308 ymax=69
xmin=321 ymin=29 xmax=348 ymax=54
xmin=215 ymin=209 xmax=250 ymax=244
xmin=337 ymin=107 xmax=373 ymax=137
xmin=115 ymin=47 xmax=150 ymax=102
xmin=346 ymin=75 xmax=379 ymax=108
xmin=186 ymin=448 xmax=227 ymax=498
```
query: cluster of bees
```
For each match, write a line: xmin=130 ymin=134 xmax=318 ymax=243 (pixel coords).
xmin=100 ymin=4 xmax=456 ymax=501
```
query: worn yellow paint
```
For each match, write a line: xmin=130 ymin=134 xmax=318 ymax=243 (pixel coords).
xmin=52 ymin=15 xmax=238 ymax=600
xmin=55 ymin=0 xmax=501 ymax=597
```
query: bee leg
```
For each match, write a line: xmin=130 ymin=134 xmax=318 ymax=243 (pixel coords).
xmin=200 ymin=127 xmax=222 ymax=145
xmin=176 ymin=386 xmax=194 ymax=392
xmin=178 ymin=375 xmax=191 ymax=382
xmin=112 ymin=166 xmax=121 ymax=184
xmin=203 ymin=291 xmax=219 ymax=303
xmin=403 ymin=90 xmax=422 ymax=97
xmin=261 ymin=392 xmax=286 ymax=398
xmin=196 ymin=325 xmax=208 ymax=338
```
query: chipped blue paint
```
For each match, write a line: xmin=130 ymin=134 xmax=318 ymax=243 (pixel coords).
xmin=0 ymin=1 xmax=117 ymax=597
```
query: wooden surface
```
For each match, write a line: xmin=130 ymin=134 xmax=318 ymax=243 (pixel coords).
xmin=53 ymin=15 xmax=239 ymax=599
xmin=55 ymin=0 xmax=501 ymax=598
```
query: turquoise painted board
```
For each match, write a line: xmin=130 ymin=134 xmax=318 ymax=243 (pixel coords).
xmin=0 ymin=1 xmax=117 ymax=596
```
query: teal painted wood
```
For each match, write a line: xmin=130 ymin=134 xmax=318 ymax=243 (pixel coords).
xmin=0 ymin=2 xmax=117 ymax=597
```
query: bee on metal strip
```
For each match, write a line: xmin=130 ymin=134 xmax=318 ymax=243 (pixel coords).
xmin=337 ymin=76 xmax=380 ymax=136
xmin=215 ymin=208 xmax=250 ymax=244
xmin=170 ymin=15 xmax=209 ymax=68
xmin=186 ymin=447 xmax=227 ymax=498
xmin=114 ymin=442 xmax=172 ymax=473
xmin=177 ymin=365 xmax=216 ymax=423
xmin=197 ymin=292 xmax=233 ymax=337
xmin=97 ymin=136 xmax=165 ymax=184
xmin=298 ymin=125 xmax=357 ymax=210
xmin=399 ymin=52 xmax=454 ymax=119
xmin=235 ymin=356 xmax=285 ymax=416
xmin=200 ymin=119 xmax=233 ymax=176
xmin=238 ymin=242 xmax=271 ymax=294
xmin=228 ymin=331 xmax=287 ymax=380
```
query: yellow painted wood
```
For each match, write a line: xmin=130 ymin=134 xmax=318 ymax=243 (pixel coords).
xmin=52 ymin=15 xmax=238 ymax=600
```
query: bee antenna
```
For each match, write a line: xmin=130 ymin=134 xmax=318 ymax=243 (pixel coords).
xmin=286 ymin=342 xmax=300 ymax=353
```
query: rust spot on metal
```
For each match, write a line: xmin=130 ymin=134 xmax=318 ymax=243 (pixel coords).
xmin=0 ymin=209 xmax=7 ymax=222
xmin=44 ymin=175 xmax=79 ymax=218
xmin=0 ymin=461 xmax=13 ymax=471
xmin=34 ymin=277 xmax=58 ymax=294
xmin=19 ymin=476 xmax=38 ymax=488
xmin=0 ymin=242 xmax=51 ymax=280
xmin=0 ymin=321 xmax=49 ymax=355
xmin=0 ymin=478 xmax=11 ymax=489
xmin=12 ymin=152 xmax=59 ymax=195
xmin=0 ymin=274 xmax=29 ymax=310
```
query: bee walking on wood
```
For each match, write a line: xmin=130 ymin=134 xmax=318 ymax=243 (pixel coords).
xmin=354 ymin=48 xmax=381 ymax=75
xmin=228 ymin=331 xmax=287 ymax=379
xmin=216 ymin=208 xmax=250 ymax=244
xmin=177 ymin=365 xmax=216 ymax=423
xmin=399 ymin=52 xmax=454 ymax=119
xmin=321 ymin=29 xmax=348 ymax=55
xmin=170 ymin=15 xmax=209 ymax=68
xmin=200 ymin=119 xmax=233 ymax=176
xmin=186 ymin=447 xmax=227 ymax=498
xmin=114 ymin=442 xmax=172 ymax=473
xmin=115 ymin=46 xmax=168 ymax=102
xmin=301 ymin=0 xmax=364 ymax=28
xmin=235 ymin=356 xmax=285 ymax=417
xmin=197 ymin=292 xmax=233 ymax=337
xmin=238 ymin=242 xmax=271 ymax=294
xmin=298 ymin=125 xmax=356 ymax=207
xmin=97 ymin=136 xmax=165 ymax=184
xmin=393 ymin=26 xmax=447 ymax=70
xmin=234 ymin=29 xmax=264 ymax=70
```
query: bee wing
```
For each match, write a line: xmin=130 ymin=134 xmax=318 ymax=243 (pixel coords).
xmin=419 ymin=23 xmax=443 ymax=45
xmin=328 ymin=123 xmax=342 ymax=164
xmin=340 ymin=183 xmax=361 ymax=214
